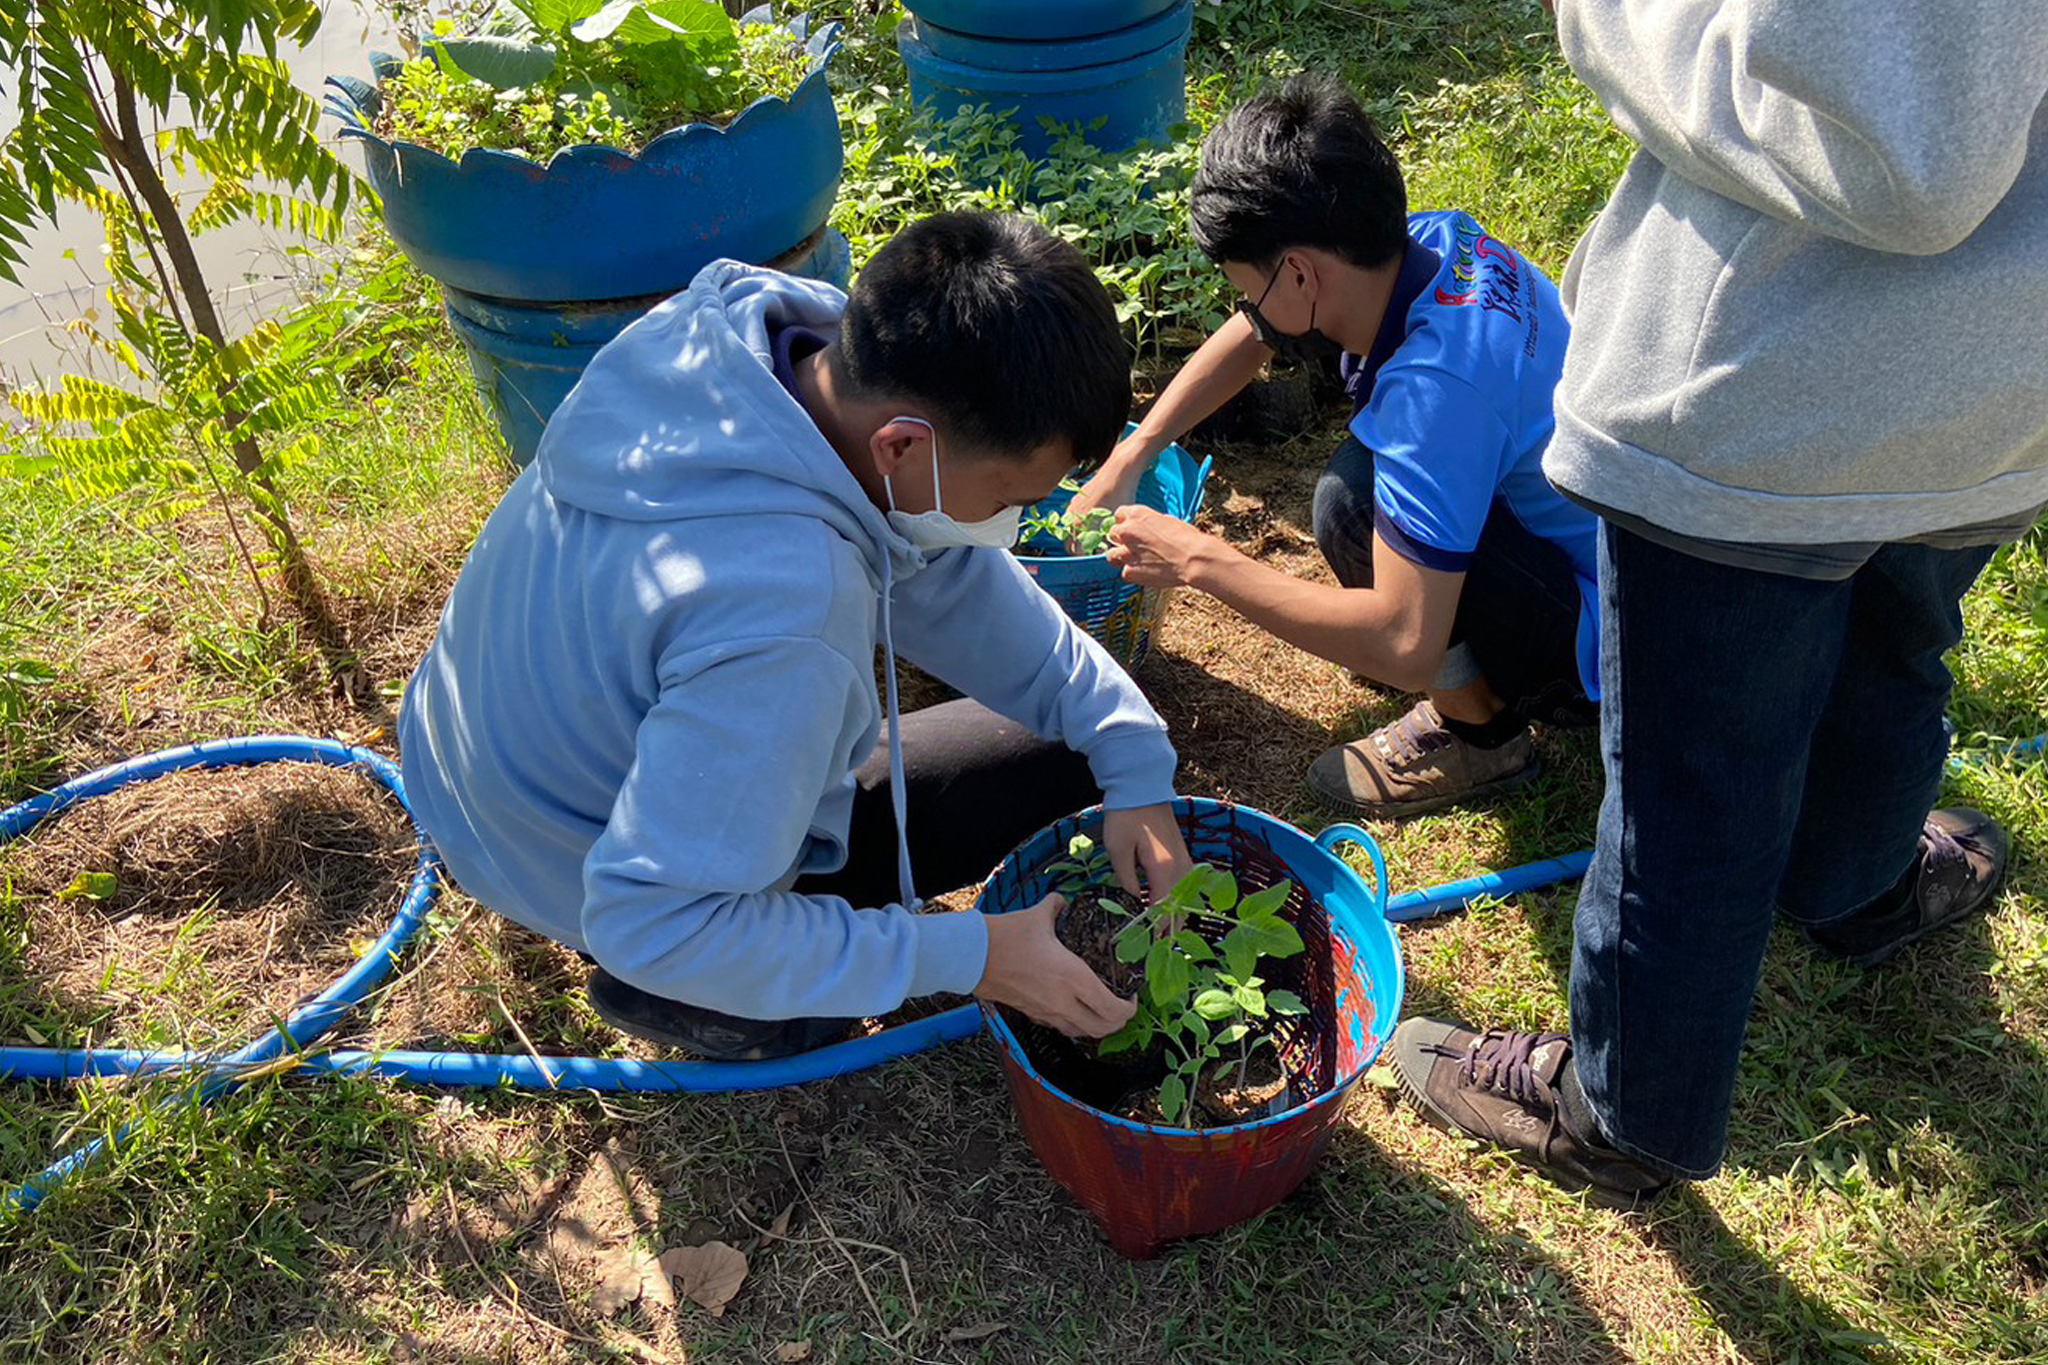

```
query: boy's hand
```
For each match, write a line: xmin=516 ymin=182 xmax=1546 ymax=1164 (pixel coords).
xmin=1102 ymin=803 xmax=1194 ymax=903
xmin=1068 ymin=434 xmax=1155 ymax=520
xmin=1107 ymin=505 xmax=1227 ymax=589
xmin=977 ymin=893 xmax=1137 ymax=1038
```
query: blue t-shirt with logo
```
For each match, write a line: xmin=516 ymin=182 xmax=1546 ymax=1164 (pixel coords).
xmin=1342 ymin=210 xmax=1600 ymax=699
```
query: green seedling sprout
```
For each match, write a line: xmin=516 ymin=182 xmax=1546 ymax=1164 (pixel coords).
xmin=1020 ymin=481 xmax=1118 ymax=556
xmin=1044 ymin=835 xmax=1309 ymax=1126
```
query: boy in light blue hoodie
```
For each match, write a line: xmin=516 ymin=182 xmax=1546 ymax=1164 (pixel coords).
xmin=399 ymin=212 xmax=1192 ymax=1060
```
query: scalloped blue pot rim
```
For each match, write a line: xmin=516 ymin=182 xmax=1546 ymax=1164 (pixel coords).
xmin=324 ymin=29 xmax=845 ymax=302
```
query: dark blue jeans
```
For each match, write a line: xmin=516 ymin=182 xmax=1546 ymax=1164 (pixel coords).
xmin=1570 ymin=522 xmax=1996 ymax=1177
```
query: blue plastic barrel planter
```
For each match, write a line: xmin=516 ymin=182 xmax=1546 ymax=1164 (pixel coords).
xmin=439 ymin=224 xmax=851 ymax=466
xmin=897 ymin=0 xmax=1194 ymax=160
xmin=906 ymin=0 xmax=1181 ymax=41
xmin=324 ymin=23 xmax=845 ymax=464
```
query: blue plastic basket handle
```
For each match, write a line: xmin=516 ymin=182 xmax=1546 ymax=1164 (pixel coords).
xmin=1312 ymin=823 xmax=1390 ymax=922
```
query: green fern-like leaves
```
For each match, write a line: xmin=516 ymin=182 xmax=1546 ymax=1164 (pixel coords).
xmin=0 ymin=1 xmax=353 ymax=280
xmin=5 ymin=295 xmax=390 ymax=518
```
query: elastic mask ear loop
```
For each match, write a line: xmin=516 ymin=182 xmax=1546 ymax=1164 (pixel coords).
xmin=884 ymin=415 xmax=938 ymax=517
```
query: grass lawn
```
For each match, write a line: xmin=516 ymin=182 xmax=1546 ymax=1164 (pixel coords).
xmin=1 ymin=3 xmax=2044 ymax=1362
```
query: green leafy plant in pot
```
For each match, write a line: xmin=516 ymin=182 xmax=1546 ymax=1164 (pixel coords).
xmin=324 ymin=1 xmax=848 ymax=463
xmin=978 ymin=799 xmax=1402 ymax=1258
xmin=1046 ymin=835 xmax=1309 ymax=1127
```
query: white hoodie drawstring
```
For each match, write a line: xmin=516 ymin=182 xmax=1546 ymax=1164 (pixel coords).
xmin=877 ymin=552 xmax=921 ymax=911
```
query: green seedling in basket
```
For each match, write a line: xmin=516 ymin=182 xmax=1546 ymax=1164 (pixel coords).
xmin=1019 ymin=481 xmax=1118 ymax=555
xmin=1048 ymin=836 xmax=1309 ymax=1126
xmin=1044 ymin=831 xmax=1117 ymax=894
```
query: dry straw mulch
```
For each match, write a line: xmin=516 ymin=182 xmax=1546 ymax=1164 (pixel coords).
xmin=0 ymin=762 xmax=417 ymax=1051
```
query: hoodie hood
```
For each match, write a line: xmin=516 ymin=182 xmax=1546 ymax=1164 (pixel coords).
xmin=534 ymin=259 xmax=926 ymax=581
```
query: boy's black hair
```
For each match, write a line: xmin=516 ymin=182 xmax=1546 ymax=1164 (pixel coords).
xmin=1189 ymin=76 xmax=1408 ymax=270
xmin=837 ymin=211 xmax=1131 ymax=467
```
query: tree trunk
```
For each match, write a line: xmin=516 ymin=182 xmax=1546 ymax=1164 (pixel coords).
xmin=91 ymin=71 xmax=357 ymax=680
xmin=96 ymin=74 xmax=267 ymax=483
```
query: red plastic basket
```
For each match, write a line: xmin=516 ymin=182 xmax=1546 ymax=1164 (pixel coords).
xmin=974 ymin=798 xmax=1402 ymax=1258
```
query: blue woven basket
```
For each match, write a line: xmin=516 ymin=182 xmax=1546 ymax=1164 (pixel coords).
xmin=1014 ymin=432 xmax=1210 ymax=669
xmin=974 ymin=798 xmax=1403 ymax=1257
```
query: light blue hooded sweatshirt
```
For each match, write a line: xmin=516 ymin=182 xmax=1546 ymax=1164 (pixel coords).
xmin=398 ymin=261 xmax=1179 ymax=1020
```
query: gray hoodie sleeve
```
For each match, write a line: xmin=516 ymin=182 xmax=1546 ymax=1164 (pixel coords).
xmin=886 ymin=544 xmax=1179 ymax=811
xmin=1557 ymin=0 xmax=2048 ymax=255
xmin=579 ymin=635 xmax=990 ymax=1019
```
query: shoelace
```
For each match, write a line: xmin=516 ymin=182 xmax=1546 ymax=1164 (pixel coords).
xmin=1427 ymin=1029 xmax=1568 ymax=1106
xmin=1376 ymin=706 xmax=1453 ymax=766
xmin=1426 ymin=1030 xmax=1656 ymax=1179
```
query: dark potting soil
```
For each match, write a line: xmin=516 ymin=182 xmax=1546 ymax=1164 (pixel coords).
xmin=1056 ymin=889 xmax=1147 ymax=998
xmin=1109 ymin=1039 xmax=1294 ymax=1128
xmin=1193 ymin=1046 xmax=1292 ymax=1124
xmin=1029 ymin=896 xmax=1304 ymax=1129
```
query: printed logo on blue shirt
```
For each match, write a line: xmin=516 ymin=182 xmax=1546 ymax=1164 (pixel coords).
xmin=1434 ymin=219 xmax=1541 ymax=359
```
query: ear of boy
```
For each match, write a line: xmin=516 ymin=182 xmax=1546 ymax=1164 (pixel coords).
xmin=868 ymin=417 xmax=943 ymax=515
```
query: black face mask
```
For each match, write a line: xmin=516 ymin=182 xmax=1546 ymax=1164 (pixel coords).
xmin=1238 ymin=262 xmax=1346 ymax=367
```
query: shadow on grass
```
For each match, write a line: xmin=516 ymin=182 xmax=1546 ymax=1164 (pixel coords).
xmin=1143 ymin=645 xmax=1337 ymax=818
xmin=1641 ymin=1186 xmax=1893 ymax=1364
xmin=622 ymin=1043 xmax=1641 ymax=1365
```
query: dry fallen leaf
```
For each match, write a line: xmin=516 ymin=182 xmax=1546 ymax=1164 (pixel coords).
xmin=657 ymin=1240 xmax=749 ymax=1317
xmin=589 ymin=1244 xmax=643 ymax=1317
xmin=765 ymin=1203 xmax=794 ymax=1242
xmin=638 ymin=1249 xmax=678 ymax=1311
xmin=944 ymin=1322 xmax=1010 ymax=1343
xmin=592 ymin=1243 xmax=668 ymax=1316
xmin=774 ymin=1342 xmax=813 ymax=1363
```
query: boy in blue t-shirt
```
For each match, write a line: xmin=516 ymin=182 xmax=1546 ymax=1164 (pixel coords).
xmin=1081 ymin=76 xmax=1600 ymax=816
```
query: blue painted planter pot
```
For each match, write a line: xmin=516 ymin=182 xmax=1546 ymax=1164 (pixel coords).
xmin=904 ymin=0 xmax=1179 ymax=41
xmin=909 ymin=2 xmax=1188 ymax=71
xmin=323 ymin=24 xmax=846 ymax=461
xmin=443 ymin=226 xmax=851 ymax=467
xmin=323 ymin=26 xmax=844 ymax=301
xmin=897 ymin=1 xmax=1192 ymax=160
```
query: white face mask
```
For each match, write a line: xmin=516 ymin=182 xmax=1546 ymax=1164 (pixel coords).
xmin=882 ymin=416 xmax=1024 ymax=552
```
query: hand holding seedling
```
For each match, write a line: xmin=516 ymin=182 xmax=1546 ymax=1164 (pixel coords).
xmin=977 ymin=892 xmax=1138 ymax=1039
xmin=1067 ymin=436 xmax=1151 ymax=522
xmin=1107 ymin=505 xmax=1227 ymax=589
xmin=1102 ymin=804 xmax=1195 ymax=904
xmin=1019 ymin=482 xmax=1118 ymax=554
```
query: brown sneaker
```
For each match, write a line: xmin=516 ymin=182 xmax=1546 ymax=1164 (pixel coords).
xmin=1388 ymin=1018 xmax=1673 ymax=1209
xmin=1308 ymin=700 xmax=1539 ymax=817
xmin=1807 ymin=807 xmax=2011 ymax=967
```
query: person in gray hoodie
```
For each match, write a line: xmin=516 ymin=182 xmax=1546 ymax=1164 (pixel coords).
xmin=400 ymin=212 xmax=1192 ymax=1061
xmin=1389 ymin=2 xmax=2047 ymax=1203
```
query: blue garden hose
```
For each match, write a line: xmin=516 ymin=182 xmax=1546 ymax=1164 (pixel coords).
xmin=1383 ymin=851 xmax=1597 ymax=924
xmin=0 ymin=1009 xmax=985 ymax=1095
xmin=4 ymin=727 xmax=2041 ymax=1213
xmin=0 ymin=737 xmax=444 ymax=1214
xmin=0 ymin=737 xmax=988 ymax=1212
